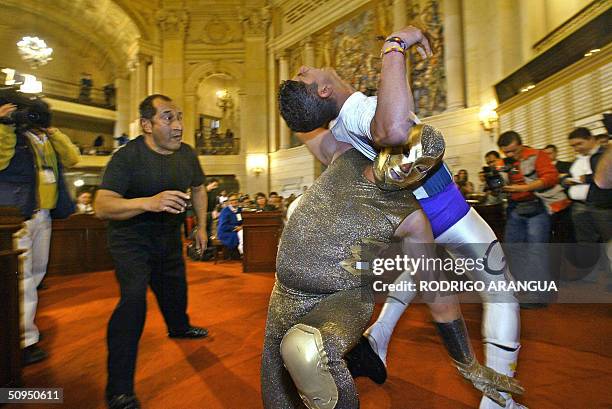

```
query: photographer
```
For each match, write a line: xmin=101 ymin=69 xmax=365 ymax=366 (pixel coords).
xmin=0 ymin=99 xmax=79 ymax=365
xmin=497 ymin=131 xmax=570 ymax=307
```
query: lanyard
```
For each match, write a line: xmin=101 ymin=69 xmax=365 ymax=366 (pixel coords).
xmin=25 ymin=130 xmax=53 ymax=169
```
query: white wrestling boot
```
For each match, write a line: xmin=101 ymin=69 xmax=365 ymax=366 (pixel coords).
xmin=480 ymin=343 xmax=528 ymax=409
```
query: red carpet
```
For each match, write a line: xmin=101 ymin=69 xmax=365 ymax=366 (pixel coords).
xmin=9 ymin=260 xmax=612 ymax=408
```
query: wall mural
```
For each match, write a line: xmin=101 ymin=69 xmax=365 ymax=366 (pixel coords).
xmin=303 ymin=0 xmax=446 ymax=117
xmin=407 ymin=0 xmax=447 ymax=116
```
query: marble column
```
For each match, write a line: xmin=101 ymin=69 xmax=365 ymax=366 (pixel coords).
xmin=156 ymin=8 xmax=188 ymax=110
xmin=183 ymin=93 xmax=196 ymax=148
xmin=303 ymin=36 xmax=315 ymax=66
xmin=241 ymin=6 xmax=271 ymax=194
xmin=278 ymin=51 xmax=291 ymax=150
xmin=443 ymin=0 xmax=466 ymax=111
xmin=267 ymin=51 xmax=278 ymax=152
xmin=113 ymin=75 xmax=130 ymax=138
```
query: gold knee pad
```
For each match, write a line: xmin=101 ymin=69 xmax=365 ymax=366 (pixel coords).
xmin=280 ymin=324 xmax=338 ymax=409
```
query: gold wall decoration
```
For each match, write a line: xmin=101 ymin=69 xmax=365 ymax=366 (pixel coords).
xmin=302 ymin=0 xmax=447 ymax=114
xmin=408 ymin=0 xmax=447 ymax=117
xmin=188 ymin=17 xmax=242 ymax=45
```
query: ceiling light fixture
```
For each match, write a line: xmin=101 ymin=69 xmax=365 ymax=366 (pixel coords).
xmin=17 ymin=36 xmax=53 ymax=68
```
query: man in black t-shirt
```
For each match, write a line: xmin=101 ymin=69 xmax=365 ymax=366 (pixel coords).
xmin=96 ymin=94 xmax=209 ymax=409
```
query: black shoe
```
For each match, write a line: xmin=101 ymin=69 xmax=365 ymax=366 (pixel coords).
xmin=168 ymin=326 xmax=209 ymax=339
xmin=345 ymin=336 xmax=387 ymax=385
xmin=23 ymin=344 xmax=48 ymax=366
xmin=106 ymin=394 xmax=140 ymax=409
xmin=520 ymin=302 xmax=548 ymax=310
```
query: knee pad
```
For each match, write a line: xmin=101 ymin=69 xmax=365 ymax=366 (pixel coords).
xmin=280 ymin=324 xmax=338 ymax=409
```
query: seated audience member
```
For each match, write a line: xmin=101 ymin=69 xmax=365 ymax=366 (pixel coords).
xmin=544 ymin=144 xmax=572 ymax=175
xmin=76 ymin=190 xmax=95 ymax=214
xmin=476 ymin=171 xmax=485 ymax=192
xmin=254 ymin=192 xmax=275 ymax=211
xmin=217 ymin=193 xmax=243 ymax=255
xmin=456 ymin=169 xmax=474 ymax=197
xmin=268 ymin=192 xmax=282 ymax=210
xmin=217 ymin=189 xmax=228 ymax=205
xmin=564 ymin=128 xmax=612 ymax=246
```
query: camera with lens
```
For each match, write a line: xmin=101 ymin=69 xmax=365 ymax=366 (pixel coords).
xmin=482 ymin=157 xmax=517 ymax=191
xmin=0 ymin=87 xmax=51 ymax=129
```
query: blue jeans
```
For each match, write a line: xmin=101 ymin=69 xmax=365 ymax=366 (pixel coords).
xmin=505 ymin=207 xmax=554 ymax=302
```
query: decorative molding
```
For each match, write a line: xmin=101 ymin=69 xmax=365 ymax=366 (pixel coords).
xmin=240 ymin=6 xmax=271 ymax=36
xmin=269 ymin=0 xmax=370 ymax=51
xmin=189 ymin=16 xmax=242 ymax=45
xmin=533 ymin=0 xmax=609 ymax=55
xmin=156 ymin=8 xmax=189 ymax=38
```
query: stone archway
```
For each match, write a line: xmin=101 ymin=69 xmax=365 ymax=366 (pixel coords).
xmin=182 ymin=61 xmax=244 ymax=147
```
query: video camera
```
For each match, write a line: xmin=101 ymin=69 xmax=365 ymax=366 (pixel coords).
xmin=0 ymin=86 xmax=51 ymax=129
xmin=482 ymin=157 xmax=517 ymax=191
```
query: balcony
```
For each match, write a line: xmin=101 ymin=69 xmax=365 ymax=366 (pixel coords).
xmin=41 ymin=76 xmax=115 ymax=110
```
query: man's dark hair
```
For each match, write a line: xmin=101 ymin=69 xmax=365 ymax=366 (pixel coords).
xmin=139 ymin=94 xmax=172 ymax=119
xmin=278 ymin=80 xmax=337 ymax=132
xmin=595 ymin=133 xmax=610 ymax=141
xmin=568 ymin=127 xmax=592 ymax=140
xmin=255 ymin=192 xmax=266 ymax=199
xmin=544 ymin=144 xmax=557 ymax=151
xmin=269 ymin=191 xmax=278 ymax=197
xmin=497 ymin=131 xmax=522 ymax=147
xmin=485 ymin=150 xmax=501 ymax=159
xmin=206 ymin=178 xmax=219 ymax=185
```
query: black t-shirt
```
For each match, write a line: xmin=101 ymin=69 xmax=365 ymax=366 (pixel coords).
xmin=100 ymin=136 xmax=205 ymax=230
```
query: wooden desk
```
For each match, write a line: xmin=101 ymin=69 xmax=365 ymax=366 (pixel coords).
xmin=48 ymin=214 xmax=114 ymax=275
xmin=0 ymin=209 xmax=24 ymax=388
xmin=242 ymin=211 xmax=283 ymax=273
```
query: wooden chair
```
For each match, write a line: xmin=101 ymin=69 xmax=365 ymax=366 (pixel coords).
xmin=210 ymin=237 xmax=229 ymax=264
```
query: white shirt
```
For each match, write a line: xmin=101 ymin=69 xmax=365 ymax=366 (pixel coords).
xmin=330 ymin=92 xmax=378 ymax=160
xmin=329 ymin=91 xmax=434 ymax=198
xmin=568 ymin=146 xmax=599 ymax=201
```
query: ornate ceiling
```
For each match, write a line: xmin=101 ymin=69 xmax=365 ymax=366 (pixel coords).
xmin=0 ymin=0 xmax=142 ymax=71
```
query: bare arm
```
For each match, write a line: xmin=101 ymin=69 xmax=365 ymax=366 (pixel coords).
xmin=296 ymin=128 xmax=338 ymax=166
xmin=95 ymin=189 xmax=189 ymax=221
xmin=372 ymin=25 xmax=432 ymax=147
xmin=190 ymin=184 xmax=209 ymax=250
xmin=595 ymin=147 xmax=612 ymax=188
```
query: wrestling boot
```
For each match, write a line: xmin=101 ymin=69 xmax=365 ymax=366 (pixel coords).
xmin=345 ymin=335 xmax=387 ymax=384
xmin=435 ymin=319 xmax=525 ymax=408
xmin=480 ymin=343 xmax=528 ymax=409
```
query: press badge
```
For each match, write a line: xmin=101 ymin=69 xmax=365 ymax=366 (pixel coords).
xmin=40 ymin=166 xmax=56 ymax=184
xmin=236 ymin=213 xmax=242 ymax=222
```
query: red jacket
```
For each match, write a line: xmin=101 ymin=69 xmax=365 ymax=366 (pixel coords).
xmin=508 ymin=146 xmax=570 ymax=213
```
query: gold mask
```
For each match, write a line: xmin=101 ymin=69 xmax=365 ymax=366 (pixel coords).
xmin=373 ymin=124 xmax=445 ymax=191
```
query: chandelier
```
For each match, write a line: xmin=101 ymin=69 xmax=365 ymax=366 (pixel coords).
xmin=17 ymin=36 xmax=53 ymax=68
